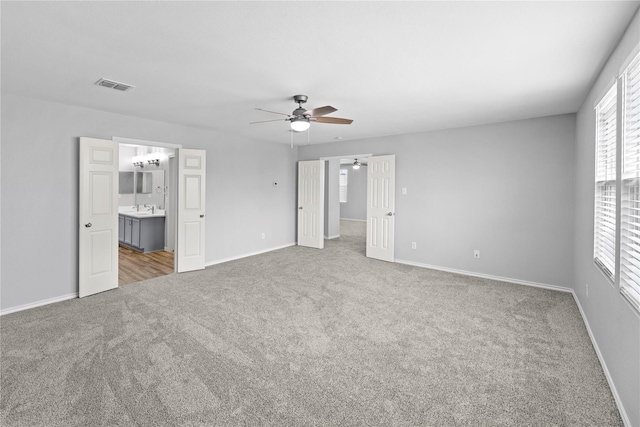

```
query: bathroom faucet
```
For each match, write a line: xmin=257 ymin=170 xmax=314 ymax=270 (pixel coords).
xmin=147 ymin=205 xmax=155 ymax=214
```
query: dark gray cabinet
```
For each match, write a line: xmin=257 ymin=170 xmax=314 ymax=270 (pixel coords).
xmin=118 ymin=215 xmax=125 ymax=242
xmin=131 ymin=218 xmax=141 ymax=247
xmin=118 ymin=214 xmax=165 ymax=253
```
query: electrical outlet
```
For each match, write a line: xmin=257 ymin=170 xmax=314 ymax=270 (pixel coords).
xmin=411 ymin=242 xmax=417 ymax=249
xmin=474 ymin=250 xmax=480 ymax=259
xmin=586 ymin=283 xmax=589 ymax=299
xmin=261 ymin=233 xmax=265 ymax=240
xmin=402 ymin=188 xmax=407 ymax=195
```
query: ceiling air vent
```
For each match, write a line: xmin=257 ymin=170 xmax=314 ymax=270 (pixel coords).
xmin=95 ymin=78 xmax=134 ymax=92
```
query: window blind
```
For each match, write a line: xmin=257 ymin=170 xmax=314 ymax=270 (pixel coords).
xmin=339 ymin=169 xmax=348 ymax=203
xmin=594 ymin=84 xmax=617 ymax=281
xmin=621 ymin=52 xmax=640 ymax=310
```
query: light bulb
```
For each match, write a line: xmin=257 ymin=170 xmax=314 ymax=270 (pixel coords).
xmin=290 ymin=118 xmax=310 ymax=132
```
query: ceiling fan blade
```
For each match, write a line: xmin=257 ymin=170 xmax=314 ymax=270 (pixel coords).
xmin=255 ymin=108 xmax=290 ymax=117
xmin=303 ymin=105 xmax=337 ymax=117
xmin=311 ymin=116 xmax=353 ymax=124
xmin=249 ymin=118 xmax=288 ymax=124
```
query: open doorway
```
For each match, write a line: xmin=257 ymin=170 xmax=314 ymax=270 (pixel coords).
xmin=339 ymin=157 xmax=368 ymax=221
xmin=117 ymin=141 xmax=177 ymax=285
xmin=79 ymin=137 xmax=206 ymax=298
xmin=325 ymin=155 xmax=371 ymax=234
xmin=317 ymin=154 xmax=396 ymax=262
xmin=320 ymin=154 xmax=371 ymax=252
xmin=337 ymin=157 xmax=368 ymax=248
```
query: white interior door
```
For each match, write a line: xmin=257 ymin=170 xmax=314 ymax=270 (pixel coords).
xmin=79 ymin=137 xmax=119 ymax=297
xmin=177 ymin=148 xmax=206 ymax=272
xmin=366 ymin=155 xmax=396 ymax=262
xmin=297 ymin=160 xmax=325 ymax=249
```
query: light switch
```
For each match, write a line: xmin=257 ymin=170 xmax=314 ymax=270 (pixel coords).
xmin=402 ymin=188 xmax=407 ymax=195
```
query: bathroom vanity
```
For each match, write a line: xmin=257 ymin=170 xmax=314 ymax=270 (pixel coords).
xmin=118 ymin=209 xmax=166 ymax=253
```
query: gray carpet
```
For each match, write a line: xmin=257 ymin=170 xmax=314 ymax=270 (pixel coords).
xmin=1 ymin=220 xmax=622 ymax=426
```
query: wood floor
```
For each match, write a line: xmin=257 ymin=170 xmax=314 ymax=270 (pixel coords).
xmin=119 ymin=245 xmax=174 ymax=285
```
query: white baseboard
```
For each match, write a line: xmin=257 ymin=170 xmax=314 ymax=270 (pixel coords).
xmin=394 ymin=259 xmax=572 ymax=293
xmin=340 ymin=218 xmax=366 ymax=222
xmin=206 ymin=242 xmax=296 ymax=267
xmin=2 ymin=244 xmax=296 ymax=315
xmin=571 ymin=293 xmax=631 ymax=427
xmin=1 ymin=292 xmax=78 ymax=316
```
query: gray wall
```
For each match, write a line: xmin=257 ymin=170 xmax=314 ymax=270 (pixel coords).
xmin=299 ymin=114 xmax=576 ymax=289
xmin=340 ymin=165 xmax=367 ymax=221
xmin=118 ymin=145 xmax=136 ymax=206
xmin=1 ymin=94 xmax=297 ymax=312
xmin=299 ymin=114 xmax=575 ymax=287
xmin=324 ymin=159 xmax=341 ymax=239
xmin=573 ymin=10 xmax=640 ymax=427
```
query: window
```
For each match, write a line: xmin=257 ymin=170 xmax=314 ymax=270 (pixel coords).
xmin=594 ymin=84 xmax=617 ymax=281
xmin=621 ymin=52 xmax=640 ymax=310
xmin=593 ymin=50 xmax=640 ymax=312
xmin=339 ymin=169 xmax=348 ymax=203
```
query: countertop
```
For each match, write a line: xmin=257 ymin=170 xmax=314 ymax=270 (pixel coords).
xmin=119 ymin=208 xmax=166 ymax=219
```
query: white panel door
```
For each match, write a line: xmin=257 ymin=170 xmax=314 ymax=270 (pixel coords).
xmin=297 ymin=160 xmax=325 ymax=249
xmin=79 ymin=137 xmax=119 ymax=298
xmin=366 ymin=155 xmax=396 ymax=262
xmin=177 ymin=149 xmax=206 ymax=272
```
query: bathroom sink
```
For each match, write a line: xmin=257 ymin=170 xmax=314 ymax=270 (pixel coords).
xmin=119 ymin=208 xmax=165 ymax=217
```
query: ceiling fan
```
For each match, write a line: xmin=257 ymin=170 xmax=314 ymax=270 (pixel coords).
xmin=352 ymin=158 xmax=368 ymax=169
xmin=251 ymin=95 xmax=353 ymax=132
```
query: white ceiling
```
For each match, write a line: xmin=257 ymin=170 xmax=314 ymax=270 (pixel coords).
xmin=2 ymin=1 xmax=638 ymax=145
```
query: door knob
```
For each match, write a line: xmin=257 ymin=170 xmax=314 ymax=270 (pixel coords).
xmin=200 ymin=214 xmax=205 ymax=218
xmin=85 ymin=222 xmax=92 ymax=228
xmin=387 ymin=212 xmax=394 ymax=216
xmin=298 ymin=207 xmax=303 ymax=210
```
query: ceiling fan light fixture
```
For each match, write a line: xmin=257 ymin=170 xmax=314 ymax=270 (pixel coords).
xmin=353 ymin=159 xmax=361 ymax=170
xmin=290 ymin=117 xmax=310 ymax=132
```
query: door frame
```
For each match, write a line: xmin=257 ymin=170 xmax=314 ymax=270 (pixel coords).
xmin=112 ymin=137 xmax=182 ymax=273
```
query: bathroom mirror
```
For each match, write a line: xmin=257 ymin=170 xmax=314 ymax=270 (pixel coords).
xmin=135 ymin=170 xmax=165 ymax=208
xmin=136 ymin=171 xmax=153 ymax=194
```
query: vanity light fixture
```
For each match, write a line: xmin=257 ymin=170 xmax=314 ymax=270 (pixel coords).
xmin=133 ymin=155 xmax=146 ymax=168
xmin=147 ymin=158 xmax=160 ymax=167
